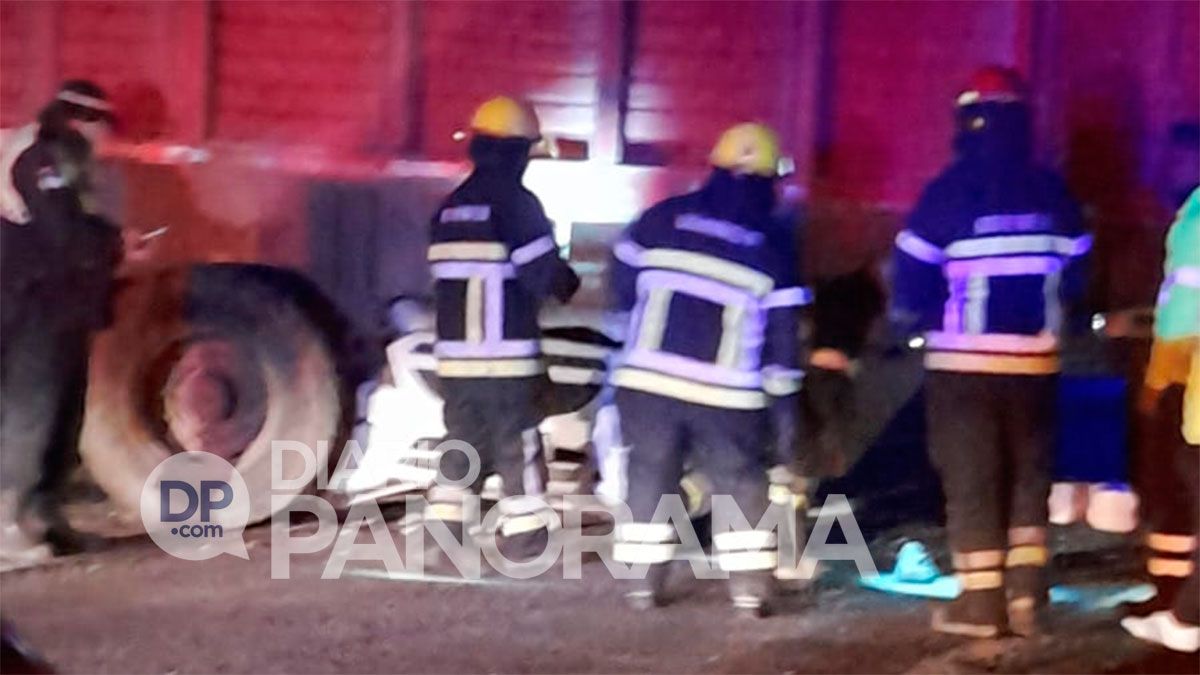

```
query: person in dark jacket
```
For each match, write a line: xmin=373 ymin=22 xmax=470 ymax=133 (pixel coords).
xmin=424 ymin=96 xmax=579 ymax=564
xmin=608 ymin=123 xmax=807 ymax=617
xmin=892 ymin=67 xmax=1090 ymax=638
xmin=0 ymin=80 xmax=120 ymax=557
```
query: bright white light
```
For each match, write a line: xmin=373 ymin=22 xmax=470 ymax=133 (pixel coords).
xmin=907 ymin=336 xmax=926 ymax=350
xmin=1091 ymin=313 xmax=1107 ymax=332
xmin=524 ymin=160 xmax=645 ymax=239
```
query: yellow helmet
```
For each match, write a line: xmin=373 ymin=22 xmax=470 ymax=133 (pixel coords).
xmin=709 ymin=122 xmax=782 ymax=177
xmin=470 ymin=96 xmax=541 ymax=140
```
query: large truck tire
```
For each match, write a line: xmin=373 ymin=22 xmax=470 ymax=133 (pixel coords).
xmin=80 ymin=265 xmax=341 ymax=526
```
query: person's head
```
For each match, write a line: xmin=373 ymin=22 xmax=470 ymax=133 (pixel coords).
xmin=703 ymin=122 xmax=782 ymax=221
xmin=1164 ymin=122 xmax=1199 ymax=206
xmin=953 ymin=66 xmax=1032 ymax=167
xmin=466 ymin=96 xmax=540 ymax=179
xmin=37 ymin=80 xmax=115 ymax=149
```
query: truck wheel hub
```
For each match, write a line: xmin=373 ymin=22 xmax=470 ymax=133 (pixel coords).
xmin=161 ymin=338 xmax=268 ymax=461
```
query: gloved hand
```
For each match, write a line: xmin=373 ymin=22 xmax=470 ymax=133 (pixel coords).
xmin=552 ymin=261 xmax=581 ymax=303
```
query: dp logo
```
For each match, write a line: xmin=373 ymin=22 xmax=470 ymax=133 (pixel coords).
xmin=141 ymin=452 xmax=250 ymax=560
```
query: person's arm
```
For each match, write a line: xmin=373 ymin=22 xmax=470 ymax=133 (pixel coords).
xmin=1049 ymin=173 xmax=1091 ymax=335
xmin=501 ymin=192 xmax=579 ymax=303
xmin=760 ymin=234 xmax=809 ymax=467
xmin=891 ymin=182 xmax=950 ymax=335
xmin=810 ymin=267 xmax=886 ymax=361
xmin=604 ymin=216 xmax=649 ymax=343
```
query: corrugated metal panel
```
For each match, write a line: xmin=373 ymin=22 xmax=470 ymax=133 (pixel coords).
xmin=419 ymin=0 xmax=602 ymax=159
xmin=625 ymin=0 xmax=802 ymax=166
xmin=0 ymin=2 xmax=42 ymax=126
xmin=822 ymin=1 xmax=1018 ymax=206
xmin=211 ymin=0 xmax=390 ymax=148
xmin=58 ymin=1 xmax=159 ymax=87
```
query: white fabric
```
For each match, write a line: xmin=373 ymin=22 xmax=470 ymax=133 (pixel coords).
xmin=0 ymin=124 xmax=36 ymax=224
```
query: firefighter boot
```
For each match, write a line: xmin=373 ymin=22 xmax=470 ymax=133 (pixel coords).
xmin=422 ymin=519 xmax=467 ymax=573
xmin=492 ymin=495 xmax=555 ymax=571
xmin=729 ymin=570 xmax=775 ymax=618
xmin=933 ymin=549 xmax=1007 ymax=638
xmin=496 ymin=526 xmax=551 ymax=566
xmin=421 ymin=496 xmax=470 ymax=575
xmin=625 ymin=563 xmax=670 ymax=611
xmin=18 ymin=491 xmax=105 ymax=556
xmin=932 ymin=590 xmax=1007 ymax=639
xmin=770 ymin=467 xmax=813 ymax=595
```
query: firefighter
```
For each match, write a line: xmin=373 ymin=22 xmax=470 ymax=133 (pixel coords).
xmin=424 ymin=96 xmax=579 ymax=563
xmin=608 ymin=123 xmax=806 ymax=617
xmin=892 ymin=67 xmax=1090 ymax=638
xmin=0 ymin=81 xmax=121 ymax=558
xmin=1121 ymin=186 xmax=1199 ymax=653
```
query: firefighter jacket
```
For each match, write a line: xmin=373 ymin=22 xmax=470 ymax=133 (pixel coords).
xmin=607 ymin=169 xmax=808 ymax=456
xmin=428 ymin=164 xmax=579 ymax=380
xmin=892 ymin=159 xmax=1089 ymax=375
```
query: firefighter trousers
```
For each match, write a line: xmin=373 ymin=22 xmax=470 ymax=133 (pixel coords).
xmin=429 ymin=377 xmax=550 ymax=540
xmin=613 ymin=388 xmax=774 ymax=610
xmin=926 ymin=371 xmax=1056 ymax=630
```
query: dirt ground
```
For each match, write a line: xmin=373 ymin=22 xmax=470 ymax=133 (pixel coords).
xmin=2 ymin=511 xmax=1198 ymax=675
